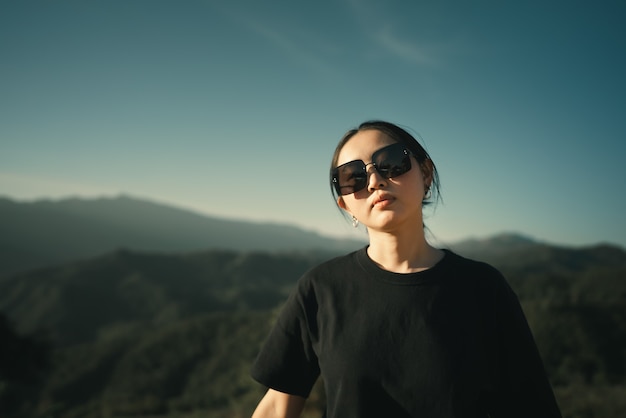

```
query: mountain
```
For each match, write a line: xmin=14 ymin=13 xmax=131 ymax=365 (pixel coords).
xmin=0 ymin=248 xmax=334 ymax=417
xmin=450 ymin=232 xmax=625 ymax=270
xmin=0 ymin=248 xmax=332 ymax=347
xmin=0 ymin=237 xmax=626 ymax=418
xmin=3 ymin=195 xmax=625 ymax=416
xmin=0 ymin=240 xmax=625 ymax=417
xmin=449 ymin=232 xmax=540 ymax=256
xmin=0 ymin=195 xmax=365 ymax=277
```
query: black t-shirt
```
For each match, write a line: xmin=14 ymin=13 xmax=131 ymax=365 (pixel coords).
xmin=251 ymin=248 xmax=562 ymax=418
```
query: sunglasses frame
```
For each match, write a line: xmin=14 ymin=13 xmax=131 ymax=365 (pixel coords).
xmin=332 ymin=142 xmax=414 ymax=196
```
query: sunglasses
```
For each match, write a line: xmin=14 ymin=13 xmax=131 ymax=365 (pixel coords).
xmin=332 ymin=143 xmax=414 ymax=196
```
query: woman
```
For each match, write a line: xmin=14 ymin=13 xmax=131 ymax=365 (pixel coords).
xmin=251 ymin=121 xmax=561 ymax=418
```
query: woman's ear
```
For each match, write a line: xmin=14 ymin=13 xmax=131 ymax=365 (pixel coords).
xmin=337 ymin=196 xmax=348 ymax=211
xmin=420 ymin=159 xmax=434 ymax=187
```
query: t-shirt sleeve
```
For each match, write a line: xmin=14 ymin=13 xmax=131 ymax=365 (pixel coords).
xmin=488 ymin=268 xmax=562 ymax=418
xmin=250 ymin=276 xmax=320 ymax=398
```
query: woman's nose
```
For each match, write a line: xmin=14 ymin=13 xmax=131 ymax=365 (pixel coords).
xmin=366 ymin=166 xmax=387 ymax=192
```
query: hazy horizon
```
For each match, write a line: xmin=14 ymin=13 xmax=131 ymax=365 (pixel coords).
xmin=3 ymin=192 xmax=623 ymax=249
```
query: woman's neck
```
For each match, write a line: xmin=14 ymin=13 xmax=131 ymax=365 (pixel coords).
xmin=366 ymin=224 xmax=443 ymax=274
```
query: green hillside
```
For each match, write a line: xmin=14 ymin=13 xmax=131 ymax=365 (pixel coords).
xmin=1 ymin=241 xmax=625 ymax=417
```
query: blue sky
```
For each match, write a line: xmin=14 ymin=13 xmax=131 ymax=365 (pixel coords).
xmin=1 ymin=0 xmax=625 ymax=248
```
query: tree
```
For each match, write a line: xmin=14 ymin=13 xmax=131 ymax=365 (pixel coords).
xmin=0 ymin=312 xmax=50 ymax=417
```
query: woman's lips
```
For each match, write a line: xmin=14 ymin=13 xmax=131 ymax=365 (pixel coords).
xmin=372 ymin=194 xmax=394 ymax=208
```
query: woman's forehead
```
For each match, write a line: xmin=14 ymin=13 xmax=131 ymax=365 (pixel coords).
xmin=337 ymin=130 xmax=397 ymax=166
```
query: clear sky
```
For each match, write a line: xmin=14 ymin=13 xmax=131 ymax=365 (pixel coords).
xmin=1 ymin=0 xmax=625 ymax=248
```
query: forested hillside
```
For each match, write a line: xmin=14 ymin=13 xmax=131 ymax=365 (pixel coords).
xmin=1 ymin=240 xmax=625 ymax=417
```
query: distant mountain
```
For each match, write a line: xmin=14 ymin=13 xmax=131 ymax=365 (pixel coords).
xmin=450 ymin=232 xmax=626 ymax=276
xmin=449 ymin=232 xmax=540 ymax=256
xmin=0 ymin=195 xmax=365 ymax=277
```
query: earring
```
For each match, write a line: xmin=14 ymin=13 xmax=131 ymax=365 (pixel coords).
xmin=424 ymin=186 xmax=432 ymax=200
xmin=352 ymin=215 xmax=359 ymax=228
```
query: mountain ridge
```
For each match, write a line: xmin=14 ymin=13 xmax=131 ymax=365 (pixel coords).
xmin=3 ymin=195 xmax=622 ymax=278
xmin=0 ymin=216 xmax=624 ymax=417
xmin=0 ymin=195 xmax=366 ymax=277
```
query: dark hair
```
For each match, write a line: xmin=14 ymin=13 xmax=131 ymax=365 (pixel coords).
xmin=329 ymin=120 xmax=441 ymax=207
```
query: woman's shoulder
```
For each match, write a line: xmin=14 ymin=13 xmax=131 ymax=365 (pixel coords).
xmin=439 ymin=249 xmax=509 ymax=286
xmin=441 ymin=250 xmax=526 ymax=302
xmin=442 ymin=249 xmax=500 ymax=271
xmin=301 ymin=247 xmax=364 ymax=279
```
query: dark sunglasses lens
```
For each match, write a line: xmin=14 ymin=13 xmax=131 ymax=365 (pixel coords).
xmin=335 ymin=161 xmax=367 ymax=195
xmin=373 ymin=144 xmax=412 ymax=179
xmin=332 ymin=144 xmax=412 ymax=195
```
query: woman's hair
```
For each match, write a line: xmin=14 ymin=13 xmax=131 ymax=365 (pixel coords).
xmin=329 ymin=120 xmax=441 ymax=207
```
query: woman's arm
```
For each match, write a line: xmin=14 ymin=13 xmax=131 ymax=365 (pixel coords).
xmin=490 ymin=274 xmax=562 ymax=417
xmin=251 ymin=389 xmax=307 ymax=418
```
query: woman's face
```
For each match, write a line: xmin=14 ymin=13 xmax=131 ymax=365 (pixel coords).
xmin=335 ymin=129 xmax=430 ymax=233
